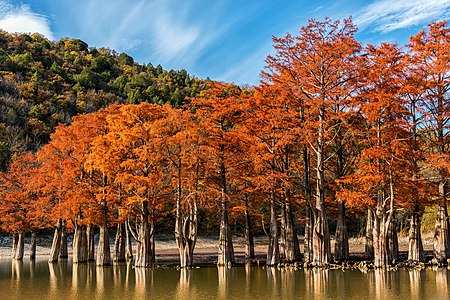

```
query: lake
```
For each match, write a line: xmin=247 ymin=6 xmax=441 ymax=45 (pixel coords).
xmin=1 ymin=257 xmax=449 ymax=299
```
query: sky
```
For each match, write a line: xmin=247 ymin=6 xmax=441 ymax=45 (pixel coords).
xmin=0 ymin=0 xmax=449 ymax=86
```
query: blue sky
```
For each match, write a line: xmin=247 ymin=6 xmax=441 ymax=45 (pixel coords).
xmin=0 ymin=0 xmax=449 ymax=85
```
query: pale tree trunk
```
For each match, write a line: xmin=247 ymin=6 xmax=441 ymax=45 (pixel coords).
xmin=59 ymin=224 xmax=68 ymax=259
xmin=283 ymin=194 xmax=300 ymax=262
xmin=334 ymin=201 xmax=349 ymax=261
xmin=217 ymin=163 xmax=234 ymax=267
xmin=125 ymin=219 xmax=133 ymax=262
xmin=312 ymin=111 xmax=331 ymax=265
xmin=433 ymin=181 xmax=450 ymax=262
xmin=266 ymin=187 xmax=280 ymax=266
xmin=279 ymin=203 xmax=286 ymax=262
xmin=114 ymin=222 xmax=126 ymax=263
xmin=408 ymin=211 xmax=424 ymax=262
xmin=97 ymin=222 xmax=112 ymax=266
xmin=373 ymin=173 xmax=395 ymax=268
xmin=365 ymin=209 xmax=374 ymax=259
xmin=87 ymin=224 xmax=95 ymax=261
xmin=135 ymin=200 xmax=154 ymax=268
xmin=11 ymin=234 xmax=18 ymax=259
xmin=30 ymin=232 xmax=36 ymax=260
xmin=49 ymin=219 xmax=63 ymax=263
xmin=244 ymin=196 xmax=254 ymax=260
xmin=73 ymin=223 xmax=88 ymax=263
xmin=303 ymin=146 xmax=313 ymax=263
xmin=12 ymin=232 xmax=25 ymax=260
xmin=174 ymin=166 xmax=198 ymax=268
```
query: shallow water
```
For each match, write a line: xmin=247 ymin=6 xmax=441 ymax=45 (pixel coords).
xmin=1 ymin=257 xmax=449 ymax=299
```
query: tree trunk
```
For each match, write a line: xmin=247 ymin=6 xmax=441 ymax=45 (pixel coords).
xmin=11 ymin=234 xmax=18 ymax=259
xmin=283 ymin=195 xmax=300 ymax=262
xmin=408 ymin=211 xmax=424 ymax=262
xmin=49 ymin=219 xmax=63 ymax=263
xmin=87 ymin=224 xmax=95 ymax=261
xmin=303 ymin=146 xmax=313 ymax=263
xmin=334 ymin=201 xmax=349 ymax=261
xmin=217 ymin=163 xmax=234 ymax=267
xmin=433 ymin=181 xmax=450 ymax=261
xmin=114 ymin=222 xmax=126 ymax=263
xmin=279 ymin=202 xmax=286 ymax=261
xmin=304 ymin=204 xmax=313 ymax=263
xmin=30 ymin=232 xmax=36 ymax=260
xmin=388 ymin=215 xmax=398 ymax=263
xmin=13 ymin=232 xmax=25 ymax=260
xmin=97 ymin=222 xmax=112 ymax=266
xmin=73 ymin=224 xmax=88 ymax=263
xmin=266 ymin=187 xmax=280 ymax=266
xmin=312 ymin=115 xmax=331 ymax=265
xmin=135 ymin=200 xmax=154 ymax=268
xmin=125 ymin=219 xmax=133 ymax=262
xmin=244 ymin=200 xmax=254 ymax=260
xmin=59 ymin=226 xmax=68 ymax=259
xmin=365 ymin=209 xmax=374 ymax=259
xmin=373 ymin=186 xmax=394 ymax=268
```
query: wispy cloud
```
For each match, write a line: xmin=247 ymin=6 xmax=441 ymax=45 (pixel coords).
xmin=355 ymin=0 xmax=450 ymax=33
xmin=0 ymin=0 xmax=54 ymax=39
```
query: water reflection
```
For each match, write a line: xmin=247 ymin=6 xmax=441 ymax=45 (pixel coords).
xmin=2 ymin=259 xmax=450 ymax=299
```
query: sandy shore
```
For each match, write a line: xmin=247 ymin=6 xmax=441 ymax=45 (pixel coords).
xmin=0 ymin=232 xmax=435 ymax=264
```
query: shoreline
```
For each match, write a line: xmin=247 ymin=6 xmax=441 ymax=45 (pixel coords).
xmin=0 ymin=233 xmax=444 ymax=269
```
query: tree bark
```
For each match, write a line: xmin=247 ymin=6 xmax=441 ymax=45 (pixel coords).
xmin=135 ymin=200 xmax=154 ymax=268
xmin=125 ymin=218 xmax=133 ymax=262
xmin=11 ymin=234 xmax=18 ymax=259
xmin=217 ymin=162 xmax=234 ymax=267
xmin=312 ymin=112 xmax=331 ymax=265
xmin=30 ymin=232 xmax=36 ymax=260
xmin=388 ymin=215 xmax=398 ymax=263
xmin=334 ymin=201 xmax=349 ymax=261
xmin=283 ymin=195 xmax=300 ymax=262
xmin=59 ymin=225 xmax=68 ymax=259
xmin=114 ymin=222 xmax=126 ymax=263
xmin=279 ymin=202 xmax=286 ymax=261
xmin=97 ymin=222 xmax=112 ymax=266
xmin=266 ymin=187 xmax=280 ymax=266
xmin=49 ymin=219 xmax=63 ymax=263
xmin=365 ymin=209 xmax=374 ymax=259
xmin=244 ymin=198 xmax=254 ymax=260
xmin=13 ymin=232 xmax=25 ymax=260
xmin=303 ymin=146 xmax=313 ymax=263
xmin=73 ymin=223 xmax=88 ymax=263
xmin=433 ymin=181 xmax=450 ymax=261
xmin=87 ymin=224 xmax=95 ymax=261
xmin=408 ymin=211 xmax=424 ymax=262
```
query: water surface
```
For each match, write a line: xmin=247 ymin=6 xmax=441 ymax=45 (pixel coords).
xmin=1 ymin=258 xmax=449 ymax=299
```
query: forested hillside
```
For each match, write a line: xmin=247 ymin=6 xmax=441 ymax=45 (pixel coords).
xmin=0 ymin=31 xmax=205 ymax=170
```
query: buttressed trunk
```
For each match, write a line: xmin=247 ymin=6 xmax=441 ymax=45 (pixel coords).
xmin=408 ymin=211 xmax=424 ymax=262
xmin=266 ymin=187 xmax=280 ymax=266
xmin=87 ymin=224 xmax=95 ymax=261
xmin=365 ymin=209 xmax=374 ymax=259
xmin=12 ymin=232 xmax=25 ymax=260
xmin=303 ymin=147 xmax=313 ymax=263
xmin=217 ymin=164 xmax=234 ymax=267
xmin=114 ymin=222 xmax=126 ymax=263
xmin=59 ymin=224 xmax=68 ymax=259
xmin=334 ymin=201 xmax=349 ymax=261
xmin=433 ymin=181 xmax=450 ymax=262
xmin=135 ymin=200 xmax=154 ymax=268
xmin=73 ymin=223 xmax=88 ymax=263
xmin=283 ymin=195 xmax=300 ymax=262
xmin=49 ymin=219 xmax=63 ymax=263
xmin=125 ymin=218 xmax=133 ymax=262
xmin=97 ymin=222 xmax=112 ymax=266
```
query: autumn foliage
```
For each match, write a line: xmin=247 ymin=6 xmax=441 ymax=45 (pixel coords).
xmin=0 ymin=19 xmax=449 ymax=267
